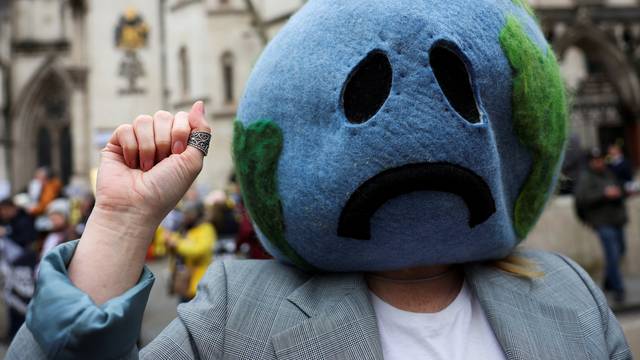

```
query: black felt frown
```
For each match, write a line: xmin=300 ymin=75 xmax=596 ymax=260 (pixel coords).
xmin=337 ymin=163 xmax=497 ymax=240
xmin=342 ymin=51 xmax=393 ymax=124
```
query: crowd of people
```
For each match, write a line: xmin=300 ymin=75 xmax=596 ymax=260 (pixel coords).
xmin=0 ymin=167 xmax=93 ymax=341
xmin=0 ymin=168 xmax=268 ymax=341
xmin=139 ymin=174 xmax=269 ymax=303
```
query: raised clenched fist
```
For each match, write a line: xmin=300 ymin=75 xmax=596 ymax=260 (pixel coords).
xmin=96 ymin=101 xmax=211 ymax=224
xmin=69 ymin=101 xmax=212 ymax=304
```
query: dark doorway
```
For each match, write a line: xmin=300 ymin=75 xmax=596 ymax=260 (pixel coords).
xmin=60 ymin=125 xmax=73 ymax=184
xmin=37 ymin=127 xmax=52 ymax=168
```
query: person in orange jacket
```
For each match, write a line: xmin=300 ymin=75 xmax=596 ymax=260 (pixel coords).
xmin=28 ymin=168 xmax=62 ymax=217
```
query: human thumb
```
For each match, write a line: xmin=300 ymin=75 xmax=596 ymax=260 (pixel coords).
xmin=181 ymin=101 xmax=212 ymax=172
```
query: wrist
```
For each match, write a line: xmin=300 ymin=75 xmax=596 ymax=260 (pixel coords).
xmin=93 ymin=198 xmax=165 ymax=225
xmin=68 ymin=207 xmax=159 ymax=304
xmin=82 ymin=207 xmax=159 ymax=259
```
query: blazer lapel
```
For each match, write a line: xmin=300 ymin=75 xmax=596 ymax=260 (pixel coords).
xmin=465 ymin=265 xmax=589 ymax=360
xmin=272 ymin=273 xmax=383 ymax=360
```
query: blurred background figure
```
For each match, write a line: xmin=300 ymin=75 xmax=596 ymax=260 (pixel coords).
xmin=236 ymin=197 xmax=271 ymax=261
xmin=206 ymin=174 xmax=241 ymax=261
xmin=576 ymin=149 xmax=628 ymax=303
xmin=608 ymin=143 xmax=640 ymax=195
xmin=0 ymin=199 xmax=37 ymax=340
xmin=166 ymin=200 xmax=216 ymax=303
xmin=69 ymin=193 xmax=95 ymax=239
xmin=150 ymin=207 xmax=183 ymax=260
xmin=26 ymin=168 xmax=62 ymax=217
xmin=39 ymin=199 xmax=71 ymax=259
xmin=207 ymin=189 xmax=238 ymax=261
xmin=558 ymin=134 xmax=585 ymax=194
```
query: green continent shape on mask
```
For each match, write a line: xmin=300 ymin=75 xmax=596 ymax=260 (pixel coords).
xmin=233 ymin=120 xmax=314 ymax=271
xmin=500 ymin=15 xmax=568 ymax=239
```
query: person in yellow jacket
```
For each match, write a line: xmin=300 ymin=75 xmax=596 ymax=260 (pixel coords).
xmin=166 ymin=201 xmax=216 ymax=301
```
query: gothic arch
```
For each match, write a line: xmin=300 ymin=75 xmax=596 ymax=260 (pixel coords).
xmin=554 ymin=24 xmax=640 ymax=118
xmin=11 ymin=58 xmax=73 ymax=191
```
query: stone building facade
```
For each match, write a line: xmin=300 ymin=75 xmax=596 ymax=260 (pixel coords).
xmin=0 ymin=0 xmax=639 ymax=194
xmin=0 ymin=0 xmax=302 ymax=193
xmin=0 ymin=0 xmax=89 ymax=194
xmin=535 ymin=0 xmax=640 ymax=170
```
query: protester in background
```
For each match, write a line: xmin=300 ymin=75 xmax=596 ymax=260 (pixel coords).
xmin=559 ymin=134 xmax=585 ymax=194
xmin=11 ymin=194 xmax=31 ymax=213
xmin=63 ymin=182 xmax=96 ymax=239
xmin=608 ymin=143 xmax=637 ymax=192
xmin=150 ymin=206 xmax=184 ymax=259
xmin=208 ymin=190 xmax=239 ymax=239
xmin=39 ymin=199 xmax=71 ymax=259
xmin=575 ymin=148 xmax=627 ymax=302
xmin=28 ymin=167 xmax=62 ymax=217
xmin=166 ymin=201 xmax=216 ymax=302
xmin=0 ymin=199 xmax=38 ymax=340
xmin=235 ymin=198 xmax=271 ymax=260
xmin=70 ymin=193 xmax=95 ymax=238
xmin=204 ymin=189 xmax=238 ymax=262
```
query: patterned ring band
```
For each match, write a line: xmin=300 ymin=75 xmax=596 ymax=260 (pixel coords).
xmin=187 ymin=131 xmax=212 ymax=156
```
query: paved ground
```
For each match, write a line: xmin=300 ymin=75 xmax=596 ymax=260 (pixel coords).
xmin=3 ymin=260 xmax=640 ymax=357
xmin=613 ymin=277 xmax=640 ymax=357
xmin=140 ymin=259 xmax=178 ymax=346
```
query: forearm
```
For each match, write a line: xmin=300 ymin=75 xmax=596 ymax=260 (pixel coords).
xmin=67 ymin=102 xmax=209 ymax=305
xmin=68 ymin=207 xmax=158 ymax=304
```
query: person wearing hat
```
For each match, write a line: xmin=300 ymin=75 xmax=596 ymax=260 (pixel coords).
xmin=39 ymin=199 xmax=72 ymax=259
xmin=575 ymin=148 xmax=628 ymax=302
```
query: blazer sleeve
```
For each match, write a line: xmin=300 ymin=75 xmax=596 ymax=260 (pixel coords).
xmin=7 ymin=240 xmax=230 ymax=360
xmin=555 ymin=254 xmax=632 ymax=360
xmin=6 ymin=325 xmax=139 ymax=360
xmin=8 ymin=240 xmax=153 ymax=359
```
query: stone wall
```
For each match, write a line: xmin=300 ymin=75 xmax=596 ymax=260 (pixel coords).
xmin=525 ymin=195 xmax=640 ymax=278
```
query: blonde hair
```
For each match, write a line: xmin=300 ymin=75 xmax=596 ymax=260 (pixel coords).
xmin=490 ymin=252 xmax=544 ymax=279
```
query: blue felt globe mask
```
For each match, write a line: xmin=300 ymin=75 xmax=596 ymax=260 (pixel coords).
xmin=234 ymin=0 xmax=568 ymax=272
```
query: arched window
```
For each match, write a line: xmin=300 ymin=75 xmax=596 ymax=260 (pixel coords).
xmin=221 ymin=51 xmax=235 ymax=104
xmin=179 ymin=46 xmax=190 ymax=96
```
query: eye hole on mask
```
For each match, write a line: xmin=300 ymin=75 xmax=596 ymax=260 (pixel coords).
xmin=430 ymin=44 xmax=481 ymax=124
xmin=342 ymin=51 xmax=393 ymax=124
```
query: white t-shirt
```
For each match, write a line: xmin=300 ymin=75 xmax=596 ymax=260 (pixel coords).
xmin=370 ymin=282 xmax=507 ymax=360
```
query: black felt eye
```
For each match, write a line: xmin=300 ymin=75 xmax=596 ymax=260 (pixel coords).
xmin=342 ymin=51 xmax=393 ymax=124
xmin=430 ymin=44 xmax=481 ymax=123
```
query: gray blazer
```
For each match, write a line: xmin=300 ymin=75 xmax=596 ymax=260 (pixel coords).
xmin=7 ymin=250 xmax=631 ymax=359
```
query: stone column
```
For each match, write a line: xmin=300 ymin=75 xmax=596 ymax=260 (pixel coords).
xmin=67 ymin=2 xmax=90 ymax=184
xmin=0 ymin=66 xmax=10 ymax=197
xmin=67 ymin=67 xmax=90 ymax=183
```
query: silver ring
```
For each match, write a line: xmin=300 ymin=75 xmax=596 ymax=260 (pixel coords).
xmin=187 ymin=131 xmax=212 ymax=156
